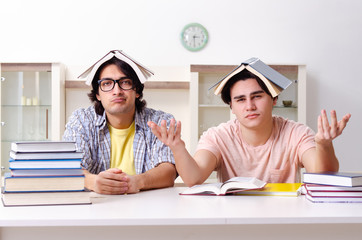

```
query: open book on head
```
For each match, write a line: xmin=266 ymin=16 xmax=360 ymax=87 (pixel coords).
xmin=210 ymin=58 xmax=292 ymax=97
xmin=180 ymin=177 xmax=267 ymax=196
xmin=78 ymin=50 xmax=154 ymax=86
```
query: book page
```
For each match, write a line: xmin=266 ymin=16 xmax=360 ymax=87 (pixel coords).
xmin=181 ymin=182 xmax=223 ymax=195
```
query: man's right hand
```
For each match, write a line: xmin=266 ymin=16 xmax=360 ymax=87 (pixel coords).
xmin=85 ymin=168 xmax=129 ymax=195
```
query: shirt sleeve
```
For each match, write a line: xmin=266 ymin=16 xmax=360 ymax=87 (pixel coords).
xmin=134 ymin=109 xmax=175 ymax=174
xmin=149 ymin=112 xmax=175 ymax=166
xmin=62 ymin=109 xmax=96 ymax=171
xmin=295 ymin=124 xmax=316 ymax=160
xmin=196 ymin=127 xmax=222 ymax=161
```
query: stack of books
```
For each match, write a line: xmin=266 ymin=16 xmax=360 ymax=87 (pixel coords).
xmin=1 ymin=141 xmax=91 ymax=206
xmin=302 ymin=172 xmax=362 ymax=203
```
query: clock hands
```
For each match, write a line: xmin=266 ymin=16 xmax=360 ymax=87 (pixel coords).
xmin=181 ymin=23 xmax=208 ymax=51
xmin=192 ymin=35 xmax=200 ymax=47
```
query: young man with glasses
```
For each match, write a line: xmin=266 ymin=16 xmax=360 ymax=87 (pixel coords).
xmin=63 ymin=53 xmax=176 ymax=194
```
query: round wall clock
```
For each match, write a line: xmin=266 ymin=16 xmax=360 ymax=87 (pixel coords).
xmin=180 ymin=23 xmax=208 ymax=52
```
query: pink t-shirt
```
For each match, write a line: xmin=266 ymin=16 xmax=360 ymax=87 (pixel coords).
xmin=196 ymin=116 xmax=316 ymax=183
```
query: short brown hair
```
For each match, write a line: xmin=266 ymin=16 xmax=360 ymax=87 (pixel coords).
xmin=221 ymin=69 xmax=275 ymax=105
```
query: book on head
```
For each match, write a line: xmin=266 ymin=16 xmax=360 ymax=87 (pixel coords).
xmin=210 ymin=58 xmax=292 ymax=97
xmin=303 ymin=172 xmax=362 ymax=187
xmin=235 ymin=183 xmax=302 ymax=197
xmin=78 ymin=50 xmax=154 ymax=85
xmin=11 ymin=141 xmax=77 ymax=153
xmin=180 ymin=177 xmax=266 ymax=196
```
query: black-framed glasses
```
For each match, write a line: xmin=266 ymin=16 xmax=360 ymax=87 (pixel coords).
xmin=97 ymin=77 xmax=134 ymax=92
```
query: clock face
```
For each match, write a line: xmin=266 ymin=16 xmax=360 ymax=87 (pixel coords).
xmin=181 ymin=23 xmax=208 ymax=52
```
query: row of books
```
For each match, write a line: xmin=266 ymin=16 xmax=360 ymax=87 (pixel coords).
xmin=2 ymin=141 xmax=91 ymax=207
xmin=302 ymin=172 xmax=362 ymax=203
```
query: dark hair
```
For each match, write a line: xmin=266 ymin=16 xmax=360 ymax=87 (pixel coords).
xmin=87 ymin=57 xmax=147 ymax=115
xmin=221 ymin=69 xmax=276 ymax=105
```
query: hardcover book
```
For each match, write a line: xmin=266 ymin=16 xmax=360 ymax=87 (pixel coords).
xmin=11 ymin=168 xmax=84 ymax=177
xmin=303 ymin=184 xmax=362 ymax=192
xmin=303 ymin=172 xmax=362 ymax=187
xmin=11 ymin=141 xmax=77 ymax=153
xmin=210 ymin=57 xmax=292 ymax=97
xmin=305 ymin=192 xmax=362 ymax=203
xmin=306 ymin=190 xmax=362 ymax=197
xmin=10 ymin=150 xmax=83 ymax=160
xmin=9 ymin=159 xmax=82 ymax=169
xmin=78 ymin=49 xmax=154 ymax=85
xmin=180 ymin=177 xmax=266 ymax=196
xmin=3 ymin=173 xmax=85 ymax=192
xmin=2 ymin=189 xmax=91 ymax=207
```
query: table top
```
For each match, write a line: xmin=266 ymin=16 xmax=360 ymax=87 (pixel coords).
xmin=1 ymin=187 xmax=362 ymax=227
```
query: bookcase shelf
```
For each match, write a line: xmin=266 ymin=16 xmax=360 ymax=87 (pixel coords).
xmin=0 ymin=63 xmax=65 ymax=173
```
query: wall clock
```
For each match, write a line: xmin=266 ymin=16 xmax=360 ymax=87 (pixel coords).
xmin=180 ymin=23 xmax=208 ymax=52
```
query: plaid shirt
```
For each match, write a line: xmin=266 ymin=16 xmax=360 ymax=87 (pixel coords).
xmin=62 ymin=106 xmax=175 ymax=174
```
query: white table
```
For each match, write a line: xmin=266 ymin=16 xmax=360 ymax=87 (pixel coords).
xmin=1 ymin=187 xmax=362 ymax=240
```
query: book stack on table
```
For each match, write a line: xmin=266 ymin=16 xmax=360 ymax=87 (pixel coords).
xmin=302 ymin=172 xmax=362 ymax=203
xmin=1 ymin=141 xmax=91 ymax=207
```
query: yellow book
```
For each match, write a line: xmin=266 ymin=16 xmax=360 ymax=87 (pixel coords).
xmin=235 ymin=183 xmax=302 ymax=197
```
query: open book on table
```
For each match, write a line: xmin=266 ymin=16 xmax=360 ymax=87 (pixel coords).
xmin=180 ymin=177 xmax=266 ymax=196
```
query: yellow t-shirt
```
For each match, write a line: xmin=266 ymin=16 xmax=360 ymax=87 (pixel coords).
xmin=108 ymin=121 xmax=136 ymax=175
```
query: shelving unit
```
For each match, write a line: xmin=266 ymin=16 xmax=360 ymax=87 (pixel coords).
xmin=0 ymin=63 xmax=65 ymax=173
xmin=190 ymin=64 xmax=306 ymax=154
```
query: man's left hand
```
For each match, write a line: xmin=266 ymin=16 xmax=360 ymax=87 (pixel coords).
xmin=315 ymin=109 xmax=351 ymax=146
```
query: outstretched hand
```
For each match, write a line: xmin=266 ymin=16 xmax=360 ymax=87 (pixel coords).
xmin=315 ymin=109 xmax=351 ymax=146
xmin=147 ymin=119 xmax=184 ymax=150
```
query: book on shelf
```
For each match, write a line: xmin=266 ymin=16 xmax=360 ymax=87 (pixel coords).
xmin=2 ymin=189 xmax=91 ymax=207
xmin=9 ymin=159 xmax=82 ymax=169
xmin=235 ymin=183 xmax=302 ymax=197
xmin=78 ymin=49 xmax=154 ymax=85
xmin=305 ymin=192 xmax=362 ymax=203
xmin=210 ymin=57 xmax=292 ymax=97
xmin=180 ymin=177 xmax=266 ymax=196
xmin=10 ymin=150 xmax=83 ymax=160
xmin=303 ymin=172 xmax=362 ymax=187
xmin=11 ymin=141 xmax=77 ymax=153
xmin=3 ymin=172 xmax=85 ymax=192
xmin=11 ymin=168 xmax=84 ymax=177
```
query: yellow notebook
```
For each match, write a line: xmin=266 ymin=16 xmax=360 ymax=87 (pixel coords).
xmin=235 ymin=183 xmax=302 ymax=197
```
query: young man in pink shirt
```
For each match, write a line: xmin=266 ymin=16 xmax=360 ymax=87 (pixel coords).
xmin=148 ymin=70 xmax=351 ymax=186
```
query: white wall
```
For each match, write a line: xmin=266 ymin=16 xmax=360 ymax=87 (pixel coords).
xmin=1 ymin=0 xmax=361 ymax=171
